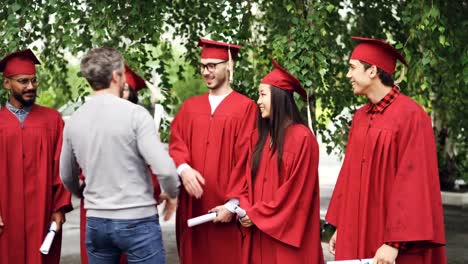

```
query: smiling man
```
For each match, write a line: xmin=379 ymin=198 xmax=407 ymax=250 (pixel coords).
xmin=326 ymin=37 xmax=447 ymax=264
xmin=169 ymin=38 xmax=257 ymax=263
xmin=0 ymin=49 xmax=72 ymax=264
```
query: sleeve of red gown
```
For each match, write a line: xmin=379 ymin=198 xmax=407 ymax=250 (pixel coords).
xmin=383 ymin=109 xmax=445 ymax=249
xmin=325 ymin=120 xmax=356 ymax=227
xmin=169 ymin=102 xmax=191 ymax=167
xmin=324 ymin=164 xmax=345 ymax=228
xmin=224 ymin=101 xmax=257 ymax=201
xmin=52 ymin=116 xmax=73 ymax=213
xmin=246 ymin=133 xmax=319 ymax=248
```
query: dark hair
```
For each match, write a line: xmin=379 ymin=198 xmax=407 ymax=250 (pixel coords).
xmin=360 ymin=61 xmax=394 ymax=87
xmin=127 ymin=87 xmax=139 ymax=104
xmin=251 ymin=85 xmax=305 ymax=179
xmin=80 ymin=47 xmax=124 ymax=90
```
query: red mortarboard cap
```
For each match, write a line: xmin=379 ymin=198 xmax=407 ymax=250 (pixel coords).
xmin=350 ymin=36 xmax=408 ymax=75
xmin=125 ymin=65 xmax=146 ymax=91
xmin=261 ymin=59 xmax=307 ymax=100
xmin=0 ymin=49 xmax=40 ymax=77
xmin=198 ymin=38 xmax=242 ymax=60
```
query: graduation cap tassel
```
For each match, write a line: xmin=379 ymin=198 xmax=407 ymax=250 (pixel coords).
xmin=228 ymin=47 xmax=234 ymax=83
xmin=306 ymin=89 xmax=315 ymax=135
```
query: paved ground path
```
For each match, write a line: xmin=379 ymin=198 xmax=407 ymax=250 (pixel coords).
xmin=60 ymin=145 xmax=468 ymax=263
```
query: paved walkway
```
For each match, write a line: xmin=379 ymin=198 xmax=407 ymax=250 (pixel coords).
xmin=59 ymin=199 xmax=468 ymax=264
xmin=60 ymin=147 xmax=468 ymax=263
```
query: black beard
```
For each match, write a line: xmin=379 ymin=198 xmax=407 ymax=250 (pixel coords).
xmin=12 ymin=90 xmax=36 ymax=107
xmin=207 ymin=76 xmax=227 ymax=90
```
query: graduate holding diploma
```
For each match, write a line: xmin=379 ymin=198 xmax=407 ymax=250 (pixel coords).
xmin=169 ymin=38 xmax=257 ymax=264
xmin=326 ymin=36 xmax=447 ymax=264
xmin=239 ymin=59 xmax=324 ymax=264
xmin=0 ymin=49 xmax=72 ymax=264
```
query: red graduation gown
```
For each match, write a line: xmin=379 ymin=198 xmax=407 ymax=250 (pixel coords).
xmin=326 ymin=95 xmax=447 ymax=263
xmin=0 ymin=105 xmax=72 ymax=264
xmin=169 ymin=92 xmax=257 ymax=264
xmin=241 ymin=124 xmax=324 ymax=264
xmin=79 ymin=172 xmax=161 ymax=264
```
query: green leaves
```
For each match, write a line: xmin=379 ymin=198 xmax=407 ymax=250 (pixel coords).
xmin=326 ymin=4 xmax=336 ymax=13
xmin=11 ymin=3 xmax=21 ymax=12
xmin=429 ymin=6 xmax=440 ymax=19
xmin=439 ymin=35 xmax=448 ymax=46
xmin=0 ymin=0 xmax=465 ymax=183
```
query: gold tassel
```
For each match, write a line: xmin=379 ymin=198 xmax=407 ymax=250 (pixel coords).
xmin=306 ymin=90 xmax=315 ymax=135
xmin=228 ymin=47 xmax=233 ymax=83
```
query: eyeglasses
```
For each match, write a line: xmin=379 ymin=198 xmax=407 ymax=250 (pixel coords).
xmin=8 ymin=77 xmax=39 ymax=87
xmin=199 ymin=61 xmax=227 ymax=73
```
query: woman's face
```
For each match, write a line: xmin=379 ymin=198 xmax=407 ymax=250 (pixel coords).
xmin=122 ymin=83 xmax=130 ymax=100
xmin=257 ymin=84 xmax=271 ymax=119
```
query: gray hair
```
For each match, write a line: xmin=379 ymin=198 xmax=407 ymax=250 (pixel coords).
xmin=80 ymin=47 xmax=124 ymax=90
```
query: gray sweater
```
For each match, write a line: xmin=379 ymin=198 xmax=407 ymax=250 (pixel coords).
xmin=60 ymin=93 xmax=179 ymax=219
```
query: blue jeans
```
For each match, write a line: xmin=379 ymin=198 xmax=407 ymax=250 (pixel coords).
xmin=86 ymin=215 xmax=165 ymax=264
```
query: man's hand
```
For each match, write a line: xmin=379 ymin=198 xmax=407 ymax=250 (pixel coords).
xmin=373 ymin=244 xmax=398 ymax=264
xmin=239 ymin=214 xmax=253 ymax=227
xmin=210 ymin=206 xmax=234 ymax=223
xmin=157 ymin=192 xmax=168 ymax=205
xmin=51 ymin=211 xmax=66 ymax=231
xmin=0 ymin=211 xmax=4 ymax=236
xmin=159 ymin=193 xmax=178 ymax=221
xmin=329 ymin=230 xmax=337 ymax=255
xmin=180 ymin=168 xmax=205 ymax=198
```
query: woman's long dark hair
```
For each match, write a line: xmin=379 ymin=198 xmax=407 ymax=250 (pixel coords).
xmin=251 ymin=85 xmax=305 ymax=180
xmin=127 ymin=87 xmax=139 ymax=104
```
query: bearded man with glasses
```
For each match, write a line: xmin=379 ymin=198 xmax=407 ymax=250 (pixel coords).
xmin=169 ymin=38 xmax=257 ymax=264
xmin=0 ymin=49 xmax=73 ymax=264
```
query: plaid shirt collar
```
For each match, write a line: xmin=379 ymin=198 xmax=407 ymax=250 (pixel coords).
xmin=367 ymin=86 xmax=400 ymax=114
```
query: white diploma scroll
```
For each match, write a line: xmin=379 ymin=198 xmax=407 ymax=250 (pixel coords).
xmin=187 ymin=212 xmax=217 ymax=227
xmin=327 ymin=259 xmax=376 ymax=264
xmin=234 ymin=206 xmax=246 ymax=218
xmin=40 ymin=222 xmax=58 ymax=255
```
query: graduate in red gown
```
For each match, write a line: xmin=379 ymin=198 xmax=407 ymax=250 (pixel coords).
xmin=169 ymin=38 xmax=257 ymax=264
xmin=78 ymin=65 xmax=161 ymax=264
xmin=326 ymin=37 xmax=447 ymax=264
xmin=239 ymin=59 xmax=324 ymax=264
xmin=0 ymin=49 xmax=72 ymax=264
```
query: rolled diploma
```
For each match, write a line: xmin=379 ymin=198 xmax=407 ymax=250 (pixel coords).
xmin=40 ymin=222 xmax=57 ymax=255
xmin=327 ymin=259 xmax=378 ymax=264
xmin=234 ymin=206 xmax=246 ymax=218
xmin=187 ymin=212 xmax=217 ymax=227
xmin=326 ymin=261 xmax=361 ymax=264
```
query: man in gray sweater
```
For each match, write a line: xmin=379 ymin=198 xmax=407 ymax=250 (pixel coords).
xmin=60 ymin=47 xmax=180 ymax=263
